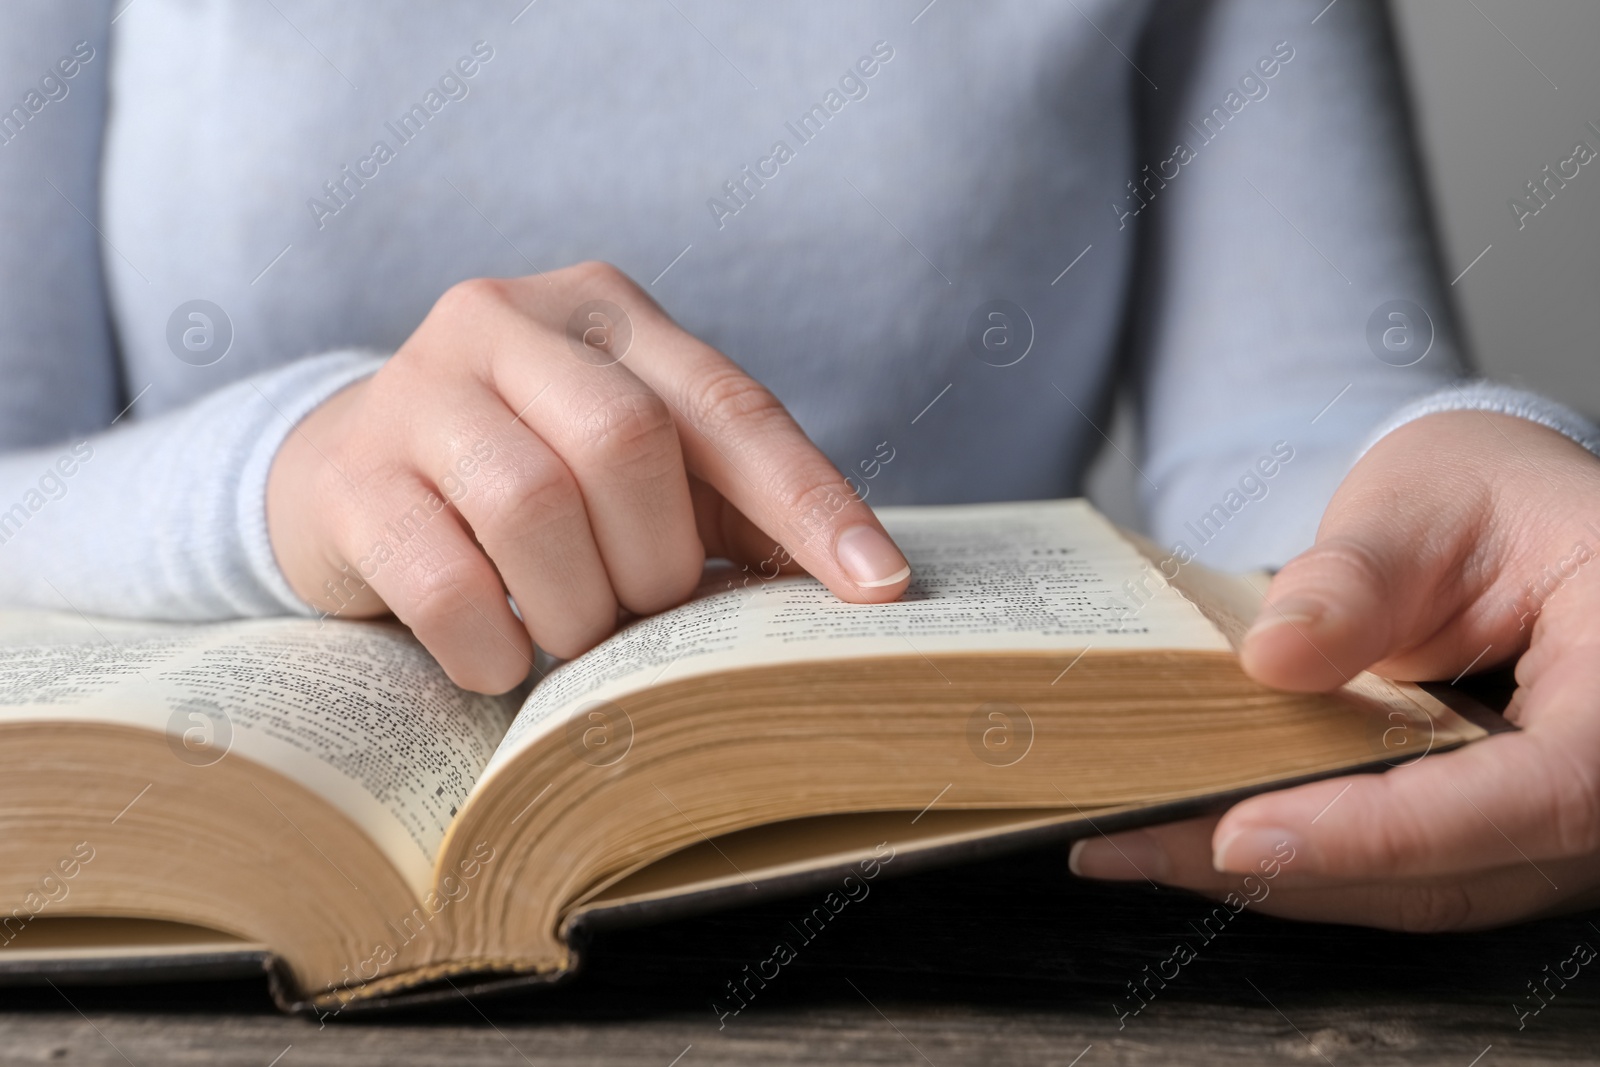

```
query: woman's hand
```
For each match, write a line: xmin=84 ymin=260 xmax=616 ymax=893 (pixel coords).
xmin=266 ymin=263 xmax=909 ymax=693
xmin=1072 ymin=410 xmax=1600 ymax=929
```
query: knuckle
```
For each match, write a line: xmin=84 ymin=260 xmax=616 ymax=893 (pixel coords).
xmin=400 ymin=555 xmax=496 ymax=632
xmin=473 ymin=458 xmax=582 ymax=545
xmin=1293 ymin=536 xmax=1390 ymax=592
xmin=575 ymin=390 xmax=678 ymax=467
xmin=434 ymin=276 xmax=513 ymax=321
xmin=687 ymin=365 xmax=790 ymax=436
xmin=1390 ymin=883 xmax=1474 ymax=933
xmin=772 ymin=474 xmax=851 ymax=527
xmin=566 ymin=259 xmax=633 ymax=292
xmin=1358 ymin=825 xmax=1411 ymax=877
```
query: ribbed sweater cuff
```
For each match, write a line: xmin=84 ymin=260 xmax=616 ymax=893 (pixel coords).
xmin=1361 ymin=380 xmax=1600 ymax=460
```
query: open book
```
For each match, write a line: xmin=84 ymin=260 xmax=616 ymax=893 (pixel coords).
xmin=0 ymin=500 xmax=1501 ymax=1014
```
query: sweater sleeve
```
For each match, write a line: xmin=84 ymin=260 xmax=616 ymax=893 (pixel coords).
xmin=1127 ymin=0 xmax=1465 ymax=570
xmin=0 ymin=4 xmax=390 ymax=621
xmin=0 ymin=352 xmax=389 ymax=619
xmin=1360 ymin=379 xmax=1600 ymax=459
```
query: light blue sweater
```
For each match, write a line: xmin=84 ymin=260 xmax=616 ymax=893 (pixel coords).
xmin=0 ymin=0 xmax=1593 ymax=620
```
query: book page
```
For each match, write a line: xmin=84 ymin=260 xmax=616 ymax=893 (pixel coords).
xmin=0 ymin=612 xmax=515 ymax=892
xmin=485 ymin=499 xmax=1229 ymax=777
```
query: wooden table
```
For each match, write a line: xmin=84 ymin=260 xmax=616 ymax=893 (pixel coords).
xmin=2 ymin=845 xmax=1595 ymax=1065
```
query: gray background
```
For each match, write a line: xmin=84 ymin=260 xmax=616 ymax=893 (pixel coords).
xmin=1088 ymin=0 xmax=1600 ymax=528
xmin=1394 ymin=0 xmax=1599 ymax=415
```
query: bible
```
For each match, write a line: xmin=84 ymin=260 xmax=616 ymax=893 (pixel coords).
xmin=0 ymin=500 xmax=1501 ymax=1014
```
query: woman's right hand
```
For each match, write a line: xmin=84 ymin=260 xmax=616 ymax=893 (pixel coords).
xmin=265 ymin=262 xmax=910 ymax=693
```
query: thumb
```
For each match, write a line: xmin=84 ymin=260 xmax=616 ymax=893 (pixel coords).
xmin=1239 ymin=534 xmax=1437 ymax=691
xmin=1240 ymin=449 xmax=1483 ymax=693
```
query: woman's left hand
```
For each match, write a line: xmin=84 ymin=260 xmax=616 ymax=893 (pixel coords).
xmin=1071 ymin=410 xmax=1600 ymax=930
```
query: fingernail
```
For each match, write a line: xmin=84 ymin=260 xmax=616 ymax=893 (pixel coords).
xmin=835 ymin=525 xmax=910 ymax=589
xmin=1244 ymin=597 xmax=1326 ymax=641
xmin=1069 ymin=832 xmax=1170 ymax=881
xmin=1213 ymin=827 xmax=1303 ymax=874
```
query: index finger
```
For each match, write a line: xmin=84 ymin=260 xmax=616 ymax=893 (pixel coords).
xmin=620 ymin=298 xmax=911 ymax=602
